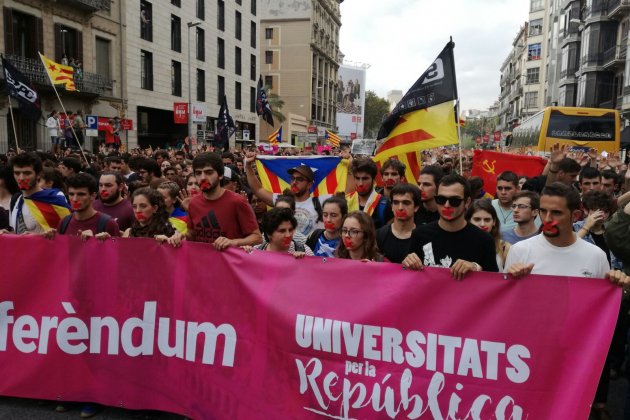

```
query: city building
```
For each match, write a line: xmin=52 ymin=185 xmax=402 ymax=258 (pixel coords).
xmin=0 ymin=0 xmax=121 ymax=152
xmin=498 ymin=22 xmax=528 ymax=131
xmin=259 ymin=0 xmax=342 ymax=146
xmin=336 ymin=60 xmax=367 ymax=141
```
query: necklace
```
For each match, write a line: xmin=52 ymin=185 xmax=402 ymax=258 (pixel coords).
xmin=497 ymin=204 xmax=513 ymax=224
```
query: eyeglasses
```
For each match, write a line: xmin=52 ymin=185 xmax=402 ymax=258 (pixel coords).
xmin=435 ymin=195 xmax=464 ymax=207
xmin=291 ymin=176 xmax=308 ymax=183
xmin=341 ymin=228 xmax=363 ymax=237
xmin=511 ymin=204 xmax=532 ymax=210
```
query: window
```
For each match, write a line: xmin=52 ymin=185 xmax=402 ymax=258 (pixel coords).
xmin=530 ymin=0 xmax=543 ymax=12
xmin=251 ymin=0 xmax=256 ymax=15
xmin=251 ymin=21 xmax=257 ymax=48
xmin=54 ymin=24 xmax=82 ymax=63
xmin=528 ymin=43 xmax=541 ymax=60
xmin=250 ymin=86 xmax=256 ymax=112
xmin=235 ymin=11 xmax=242 ymax=40
xmin=171 ymin=0 xmax=180 ymax=6
xmin=5 ymin=9 xmax=43 ymax=59
xmin=265 ymin=75 xmax=273 ymax=90
xmin=197 ymin=0 xmax=205 ymax=20
xmin=95 ymin=37 xmax=111 ymax=80
xmin=140 ymin=1 xmax=152 ymax=41
xmin=141 ymin=50 xmax=153 ymax=90
xmin=172 ymin=61 xmax=181 ymax=96
xmin=218 ymin=76 xmax=225 ymax=105
xmin=197 ymin=69 xmax=205 ymax=102
xmin=524 ymin=91 xmax=538 ymax=108
xmin=217 ymin=0 xmax=225 ymax=31
xmin=250 ymin=54 xmax=256 ymax=81
xmin=236 ymin=0 xmax=242 ymax=4
xmin=529 ymin=19 xmax=543 ymax=36
xmin=265 ymin=50 xmax=273 ymax=64
xmin=265 ymin=28 xmax=273 ymax=39
xmin=171 ymin=15 xmax=181 ymax=52
xmin=235 ymin=82 xmax=242 ymax=110
xmin=235 ymin=47 xmax=242 ymax=75
xmin=197 ymin=27 xmax=205 ymax=61
xmin=217 ymin=37 xmax=225 ymax=68
xmin=526 ymin=67 xmax=540 ymax=84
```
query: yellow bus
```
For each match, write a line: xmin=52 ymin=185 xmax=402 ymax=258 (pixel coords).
xmin=510 ymin=107 xmax=620 ymax=153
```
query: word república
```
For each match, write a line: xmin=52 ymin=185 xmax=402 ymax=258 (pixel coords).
xmin=0 ymin=301 xmax=237 ymax=367
xmin=295 ymin=314 xmax=529 ymax=419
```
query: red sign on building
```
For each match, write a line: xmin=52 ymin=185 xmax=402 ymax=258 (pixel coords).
xmin=120 ymin=119 xmax=134 ymax=131
xmin=482 ymin=134 xmax=490 ymax=143
xmin=174 ymin=103 xmax=188 ymax=124
xmin=307 ymin=125 xmax=317 ymax=134
xmin=493 ymin=131 xmax=502 ymax=142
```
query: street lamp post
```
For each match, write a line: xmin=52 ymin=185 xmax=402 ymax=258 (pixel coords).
xmin=187 ymin=21 xmax=202 ymax=140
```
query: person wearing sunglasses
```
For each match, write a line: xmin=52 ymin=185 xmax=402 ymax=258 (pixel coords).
xmin=402 ymin=174 xmax=499 ymax=279
xmin=336 ymin=211 xmax=384 ymax=262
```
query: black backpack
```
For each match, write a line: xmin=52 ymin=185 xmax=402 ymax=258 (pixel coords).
xmin=59 ymin=213 xmax=112 ymax=234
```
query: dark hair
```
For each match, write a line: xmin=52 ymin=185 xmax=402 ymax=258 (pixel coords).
xmin=468 ymin=176 xmax=484 ymax=197
xmin=513 ymin=190 xmax=540 ymax=210
xmin=275 ymin=193 xmax=296 ymax=212
xmin=0 ymin=165 xmax=19 ymax=195
xmin=40 ymin=167 xmax=66 ymax=191
xmin=465 ymin=199 xmax=501 ymax=241
xmin=158 ymin=181 xmax=181 ymax=200
xmin=138 ymin=158 xmax=162 ymax=177
xmin=192 ymin=152 xmax=224 ymax=175
xmin=66 ymin=172 xmax=98 ymax=194
xmin=438 ymin=174 xmax=471 ymax=199
xmin=336 ymin=211 xmax=380 ymax=261
xmin=10 ymin=152 xmax=43 ymax=174
xmin=351 ymin=157 xmax=378 ymax=179
xmin=105 ymin=156 xmax=122 ymax=166
xmin=100 ymin=171 xmax=124 ymax=185
xmin=130 ymin=187 xmax=175 ymax=237
xmin=322 ymin=196 xmax=348 ymax=217
xmin=153 ymin=150 xmax=169 ymax=161
xmin=497 ymin=171 xmax=519 ymax=187
xmin=541 ymin=182 xmax=581 ymax=213
xmin=419 ymin=165 xmax=444 ymax=186
xmin=579 ymin=166 xmax=601 ymax=183
xmin=558 ymin=158 xmax=581 ymax=174
xmin=61 ymin=157 xmax=82 ymax=174
xmin=121 ymin=153 xmax=133 ymax=164
xmin=260 ymin=207 xmax=297 ymax=239
xmin=221 ymin=151 xmax=235 ymax=163
xmin=175 ymin=150 xmax=186 ymax=158
xmin=380 ymin=158 xmax=406 ymax=177
xmin=581 ymin=190 xmax=614 ymax=213
xmin=601 ymin=170 xmax=620 ymax=185
xmin=390 ymin=183 xmax=422 ymax=207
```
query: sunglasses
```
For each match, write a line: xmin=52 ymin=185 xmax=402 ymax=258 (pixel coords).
xmin=435 ymin=195 xmax=464 ymax=207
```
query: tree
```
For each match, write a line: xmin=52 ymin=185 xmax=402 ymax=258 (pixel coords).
xmin=364 ymin=90 xmax=390 ymax=139
xmin=265 ymin=87 xmax=286 ymax=125
xmin=460 ymin=115 xmax=499 ymax=149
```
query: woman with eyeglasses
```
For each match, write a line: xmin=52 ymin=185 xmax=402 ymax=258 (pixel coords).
xmin=465 ymin=200 xmax=510 ymax=271
xmin=335 ymin=211 xmax=385 ymax=262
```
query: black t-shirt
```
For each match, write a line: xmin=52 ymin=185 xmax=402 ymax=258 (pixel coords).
xmin=414 ymin=205 xmax=439 ymax=226
xmin=408 ymin=221 xmax=499 ymax=272
xmin=590 ymin=231 xmax=611 ymax=266
xmin=376 ymin=225 xmax=414 ymax=264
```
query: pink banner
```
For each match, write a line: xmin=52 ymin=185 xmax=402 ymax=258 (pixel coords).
xmin=0 ymin=235 xmax=620 ymax=419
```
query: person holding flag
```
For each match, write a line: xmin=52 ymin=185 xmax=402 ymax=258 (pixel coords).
xmin=3 ymin=153 xmax=70 ymax=235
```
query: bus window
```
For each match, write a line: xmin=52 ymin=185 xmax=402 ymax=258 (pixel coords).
xmin=546 ymin=111 xmax=616 ymax=142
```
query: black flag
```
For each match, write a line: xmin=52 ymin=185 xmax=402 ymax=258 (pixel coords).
xmin=256 ymin=76 xmax=274 ymax=127
xmin=1 ymin=56 xmax=42 ymax=120
xmin=215 ymin=95 xmax=235 ymax=150
xmin=377 ymin=41 xmax=457 ymax=140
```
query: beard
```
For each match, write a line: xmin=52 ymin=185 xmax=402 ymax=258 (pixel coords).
xmin=100 ymin=190 xmax=121 ymax=204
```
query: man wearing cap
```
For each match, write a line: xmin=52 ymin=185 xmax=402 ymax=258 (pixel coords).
xmin=244 ymin=152 xmax=329 ymax=236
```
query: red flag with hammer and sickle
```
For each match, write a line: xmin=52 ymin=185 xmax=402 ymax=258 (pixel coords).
xmin=471 ymin=149 xmax=547 ymax=196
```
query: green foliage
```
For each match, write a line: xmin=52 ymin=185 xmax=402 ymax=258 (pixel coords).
xmin=364 ymin=91 xmax=390 ymax=138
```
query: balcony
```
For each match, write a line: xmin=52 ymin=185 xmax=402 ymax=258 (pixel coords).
xmin=603 ymin=45 xmax=626 ymax=69
xmin=66 ymin=0 xmax=111 ymax=12
xmin=3 ymin=54 xmax=112 ymax=96
xmin=582 ymin=52 xmax=605 ymax=67
xmin=623 ymin=85 xmax=630 ymax=96
xmin=608 ymin=0 xmax=630 ymax=18
xmin=583 ymin=0 xmax=609 ymax=20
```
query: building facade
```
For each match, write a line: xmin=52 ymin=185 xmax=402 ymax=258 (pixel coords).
xmin=0 ymin=0 xmax=121 ymax=152
xmin=259 ymin=0 xmax=342 ymax=146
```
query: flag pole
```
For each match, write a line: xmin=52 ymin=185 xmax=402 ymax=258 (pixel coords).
xmin=448 ymin=36 xmax=464 ymax=175
xmin=6 ymin=96 xmax=20 ymax=151
xmin=38 ymin=53 xmax=89 ymax=166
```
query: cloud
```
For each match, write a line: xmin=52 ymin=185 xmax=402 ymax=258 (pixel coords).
xmin=339 ymin=0 xmax=529 ymax=110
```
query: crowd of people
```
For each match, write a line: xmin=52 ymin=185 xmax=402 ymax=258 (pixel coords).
xmin=1 ymin=143 xmax=630 ymax=419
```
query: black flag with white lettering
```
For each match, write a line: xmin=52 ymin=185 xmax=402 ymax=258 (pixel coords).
xmin=256 ymin=76 xmax=274 ymax=127
xmin=1 ymin=56 xmax=42 ymax=120
xmin=377 ymin=41 xmax=457 ymax=140
xmin=215 ymin=95 xmax=235 ymax=150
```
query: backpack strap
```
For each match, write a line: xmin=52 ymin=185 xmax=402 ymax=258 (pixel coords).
xmin=95 ymin=213 xmax=112 ymax=234
xmin=306 ymin=228 xmax=325 ymax=251
xmin=312 ymin=196 xmax=323 ymax=222
xmin=59 ymin=214 xmax=73 ymax=234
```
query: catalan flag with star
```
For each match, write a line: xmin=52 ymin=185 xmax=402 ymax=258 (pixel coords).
xmin=38 ymin=52 xmax=77 ymax=91
xmin=255 ymin=155 xmax=348 ymax=197
xmin=10 ymin=189 xmax=71 ymax=233
xmin=325 ymin=130 xmax=341 ymax=148
xmin=375 ymin=41 xmax=458 ymax=164
xmin=268 ymin=126 xmax=282 ymax=145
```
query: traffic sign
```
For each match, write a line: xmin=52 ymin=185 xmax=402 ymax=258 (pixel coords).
xmin=86 ymin=115 xmax=98 ymax=130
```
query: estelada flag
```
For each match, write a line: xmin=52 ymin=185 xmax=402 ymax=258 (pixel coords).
xmin=471 ymin=149 xmax=547 ymax=196
xmin=325 ymin=130 xmax=341 ymax=148
xmin=255 ymin=156 xmax=348 ymax=197
xmin=268 ymin=126 xmax=281 ymax=145
xmin=38 ymin=52 xmax=77 ymax=91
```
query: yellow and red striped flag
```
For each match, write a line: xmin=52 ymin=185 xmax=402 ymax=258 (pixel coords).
xmin=267 ymin=126 xmax=281 ymax=145
xmin=38 ymin=52 xmax=77 ymax=91
xmin=374 ymin=152 xmax=422 ymax=186
xmin=325 ymin=130 xmax=341 ymax=147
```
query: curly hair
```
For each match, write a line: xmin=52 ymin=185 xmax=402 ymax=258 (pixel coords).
xmin=130 ymin=187 xmax=175 ymax=237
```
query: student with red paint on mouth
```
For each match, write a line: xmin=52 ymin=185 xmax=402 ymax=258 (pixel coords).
xmin=244 ymin=207 xmax=313 ymax=258
xmin=402 ymin=174 xmax=499 ymax=279
xmin=345 ymin=157 xmax=393 ymax=230
xmin=335 ymin=211 xmax=385 ymax=263
xmin=122 ymin=187 xmax=176 ymax=241
xmin=376 ymin=183 xmax=421 ymax=264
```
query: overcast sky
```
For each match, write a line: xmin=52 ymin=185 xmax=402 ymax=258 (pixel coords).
xmin=339 ymin=0 xmax=530 ymax=112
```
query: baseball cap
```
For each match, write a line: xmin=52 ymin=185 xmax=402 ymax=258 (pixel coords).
xmin=287 ymin=164 xmax=314 ymax=182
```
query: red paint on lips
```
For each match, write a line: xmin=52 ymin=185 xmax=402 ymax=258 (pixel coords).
xmin=395 ymin=209 xmax=408 ymax=218
xmin=18 ymin=180 xmax=30 ymax=190
xmin=135 ymin=212 xmax=147 ymax=221
xmin=421 ymin=191 xmax=427 ymax=199
xmin=282 ymin=237 xmax=293 ymax=247
xmin=542 ymin=220 xmax=559 ymax=233
xmin=100 ymin=191 xmax=110 ymax=198
xmin=324 ymin=222 xmax=336 ymax=230
xmin=441 ymin=207 xmax=455 ymax=218
xmin=189 ymin=189 xmax=200 ymax=196
xmin=199 ymin=180 xmax=211 ymax=191
xmin=343 ymin=238 xmax=353 ymax=249
xmin=356 ymin=185 xmax=370 ymax=194
xmin=71 ymin=201 xmax=82 ymax=210
xmin=385 ymin=179 xmax=396 ymax=187
xmin=291 ymin=185 xmax=300 ymax=193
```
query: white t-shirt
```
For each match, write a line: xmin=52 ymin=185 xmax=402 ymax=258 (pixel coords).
xmin=46 ymin=116 xmax=60 ymax=137
xmin=504 ymin=234 xmax=610 ymax=278
xmin=272 ymin=193 xmax=330 ymax=237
